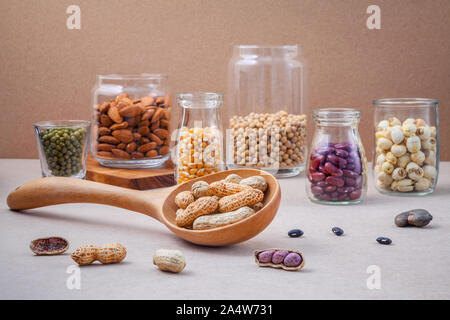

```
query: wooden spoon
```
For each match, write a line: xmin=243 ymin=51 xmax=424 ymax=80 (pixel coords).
xmin=7 ymin=169 xmax=281 ymax=246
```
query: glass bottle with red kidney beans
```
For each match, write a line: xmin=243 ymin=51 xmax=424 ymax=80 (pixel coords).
xmin=306 ymin=108 xmax=368 ymax=205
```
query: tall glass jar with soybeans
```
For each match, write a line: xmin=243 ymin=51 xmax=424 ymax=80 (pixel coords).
xmin=226 ymin=45 xmax=307 ymax=177
xmin=174 ymin=93 xmax=225 ymax=184
xmin=373 ymin=98 xmax=439 ymax=196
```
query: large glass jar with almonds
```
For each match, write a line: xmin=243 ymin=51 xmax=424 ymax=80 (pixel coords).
xmin=226 ymin=45 xmax=307 ymax=177
xmin=91 ymin=74 xmax=171 ymax=168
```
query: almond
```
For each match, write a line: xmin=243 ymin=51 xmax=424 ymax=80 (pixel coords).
xmin=97 ymin=143 xmax=115 ymax=151
xmin=110 ymin=122 xmax=128 ymax=130
xmin=119 ymin=105 xmax=141 ymax=117
xmin=159 ymin=146 xmax=170 ymax=155
xmin=108 ymin=106 xmax=123 ymax=123
xmin=98 ymin=127 xmax=111 ymax=136
xmin=141 ymin=109 xmax=155 ymax=121
xmin=163 ymin=108 xmax=170 ymax=120
xmin=98 ymin=136 xmax=120 ymax=145
xmin=151 ymin=121 xmax=160 ymax=131
xmin=146 ymin=150 xmax=158 ymax=158
xmin=112 ymin=129 xmax=134 ymax=143
xmin=97 ymin=151 xmax=114 ymax=158
xmin=117 ymin=143 xmax=126 ymax=150
xmin=133 ymin=132 xmax=141 ymax=140
xmin=141 ymin=96 xmax=154 ymax=106
xmin=140 ymin=137 xmax=150 ymax=144
xmin=153 ymin=128 xmax=168 ymax=139
xmin=125 ymin=116 xmax=140 ymax=127
xmin=151 ymin=107 xmax=164 ymax=123
xmin=160 ymin=119 xmax=169 ymax=128
xmin=116 ymin=93 xmax=129 ymax=102
xmin=140 ymin=120 xmax=150 ymax=127
xmin=149 ymin=133 xmax=162 ymax=145
xmin=126 ymin=142 xmax=137 ymax=153
xmin=99 ymin=102 xmax=110 ymax=113
xmin=131 ymin=151 xmax=144 ymax=159
xmin=137 ymin=142 xmax=157 ymax=153
xmin=155 ymin=97 xmax=164 ymax=105
xmin=139 ymin=126 xmax=150 ymax=136
xmin=100 ymin=115 xmax=113 ymax=127
xmin=117 ymin=99 xmax=131 ymax=110
xmin=111 ymin=149 xmax=131 ymax=159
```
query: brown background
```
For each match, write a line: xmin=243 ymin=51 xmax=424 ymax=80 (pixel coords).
xmin=1 ymin=0 xmax=449 ymax=160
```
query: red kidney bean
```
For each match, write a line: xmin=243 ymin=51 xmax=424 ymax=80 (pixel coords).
xmin=344 ymin=177 xmax=356 ymax=186
xmin=320 ymin=193 xmax=332 ymax=201
xmin=349 ymin=189 xmax=362 ymax=200
xmin=338 ymin=193 xmax=348 ymax=201
xmin=316 ymin=181 xmax=327 ymax=187
xmin=335 ymin=149 xmax=349 ymax=158
xmin=311 ymin=186 xmax=324 ymax=195
xmin=316 ymin=147 xmax=334 ymax=155
xmin=334 ymin=142 xmax=355 ymax=152
xmin=311 ymin=172 xmax=325 ymax=181
xmin=325 ymin=176 xmax=345 ymax=187
xmin=343 ymin=170 xmax=359 ymax=178
xmin=324 ymin=162 xmax=343 ymax=177
xmin=308 ymin=141 xmax=364 ymax=203
xmin=327 ymin=154 xmax=347 ymax=168
xmin=337 ymin=186 xmax=355 ymax=193
xmin=311 ymin=157 xmax=322 ymax=170
xmin=345 ymin=163 xmax=355 ymax=170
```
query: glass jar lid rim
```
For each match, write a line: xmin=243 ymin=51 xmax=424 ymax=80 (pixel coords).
xmin=176 ymin=92 xmax=223 ymax=101
xmin=34 ymin=120 xmax=90 ymax=128
xmin=313 ymin=108 xmax=361 ymax=119
xmin=97 ymin=73 xmax=168 ymax=80
xmin=373 ymin=98 xmax=439 ymax=105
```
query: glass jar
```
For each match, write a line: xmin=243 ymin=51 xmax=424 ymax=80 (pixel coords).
xmin=373 ymin=98 xmax=439 ymax=196
xmin=91 ymin=74 xmax=171 ymax=168
xmin=34 ymin=120 xmax=90 ymax=178
xmin=306 ymin=108 xmax=368 ymax=205
xmin=174 ymin=93 xmax=224 ymax=184
xmin=226 ymin=45 xmax=307 ymax=178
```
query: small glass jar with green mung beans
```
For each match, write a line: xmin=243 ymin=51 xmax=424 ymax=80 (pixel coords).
xmin=34 ymin=120 xmax=90 ymax=178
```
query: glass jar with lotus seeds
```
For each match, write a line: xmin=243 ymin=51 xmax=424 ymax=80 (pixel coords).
xmin=373 ymin=98 xmax=439 ymax=196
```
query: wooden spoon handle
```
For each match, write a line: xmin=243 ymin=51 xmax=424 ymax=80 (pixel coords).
xmin=7 ymin=177 xmax=164 ymax=221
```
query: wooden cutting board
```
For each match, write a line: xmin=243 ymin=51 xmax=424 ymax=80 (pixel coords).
xmin=86 ymin=156 xmax=175 ymax=190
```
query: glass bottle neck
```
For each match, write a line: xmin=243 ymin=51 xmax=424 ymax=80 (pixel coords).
xmin=181 ymin=107 xmax=221 ymax=129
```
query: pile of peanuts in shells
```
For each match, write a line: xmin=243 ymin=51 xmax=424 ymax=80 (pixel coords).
xmin=174 ymin=174 xmax=267 ymax=230
xmin=375 ymin=117 xmax=437 ymax=193
xmin=176 ymin=126 xmax=223 ymax=183
xmin=93 ymin=93 xmax=171 ymax=160
xmin=229 ymin=111 xmax=307 ymax=168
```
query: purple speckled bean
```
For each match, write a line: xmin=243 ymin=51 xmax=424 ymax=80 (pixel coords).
xmin=283 ymin=253 xmax=303 ymax=267
xmin=272 ymin=250 xmax=290 ymax=264
xmin=257 ymin=250 xmax=275 ymax=263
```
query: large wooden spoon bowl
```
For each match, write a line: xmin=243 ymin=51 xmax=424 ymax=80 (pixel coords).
xmin=7 ymin=169 xmax=281 ymax=246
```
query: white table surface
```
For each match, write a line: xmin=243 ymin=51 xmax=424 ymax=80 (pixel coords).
xmin=0 ymin=159 xmax=449 ymax=300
